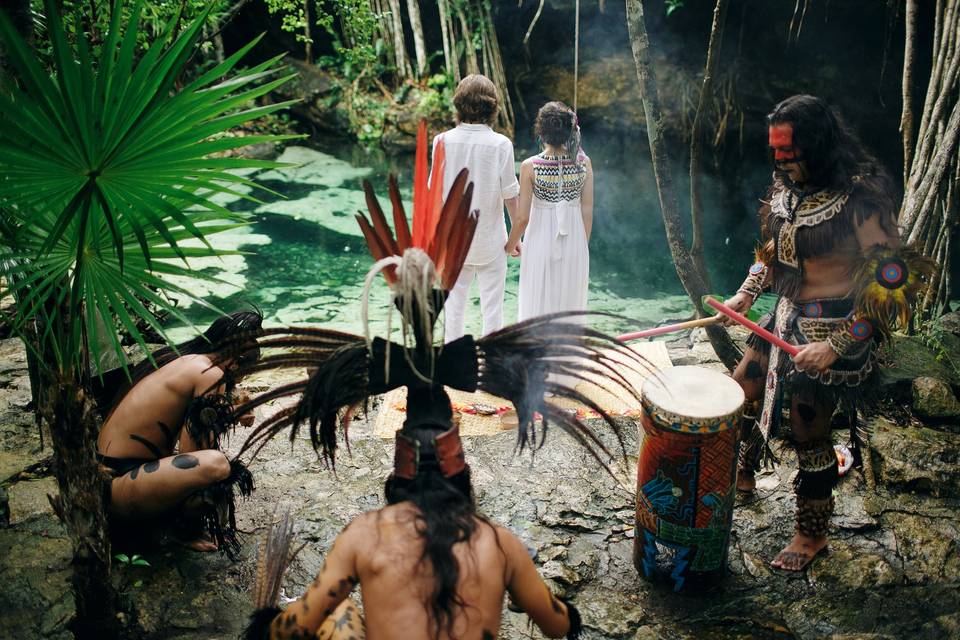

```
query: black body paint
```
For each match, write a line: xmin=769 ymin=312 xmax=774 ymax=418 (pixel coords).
xmin=172 ymin=454 xmax=200 ymax=470
xmin=129 ymin=433 xmax=163 ymax=458
xmin=797 ymin=403 xmax=817 ymax=423
xmin=745 ymin=361 xmax=764 ymax=380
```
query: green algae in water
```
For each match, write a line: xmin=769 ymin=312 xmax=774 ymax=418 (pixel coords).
xmin=166 ymin=145 xmax=725 ymax=342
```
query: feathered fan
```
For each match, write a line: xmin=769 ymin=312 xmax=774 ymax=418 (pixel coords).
xmin=854 ymin=244 xmax=935 ymax=338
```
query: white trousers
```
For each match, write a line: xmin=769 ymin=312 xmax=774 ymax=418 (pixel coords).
xmin=444 ymin=252 xmax=507 ymax=342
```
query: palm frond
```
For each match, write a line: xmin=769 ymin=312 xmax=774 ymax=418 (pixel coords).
xmin=0 ymin=1 xmax=301 ymax=372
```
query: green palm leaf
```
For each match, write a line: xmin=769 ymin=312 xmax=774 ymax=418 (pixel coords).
xmin=0 ymin=0 xmax=303 ymax=373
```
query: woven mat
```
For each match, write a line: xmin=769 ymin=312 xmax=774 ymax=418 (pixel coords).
xmin=372 ymin=341 xmax=672 ymax=438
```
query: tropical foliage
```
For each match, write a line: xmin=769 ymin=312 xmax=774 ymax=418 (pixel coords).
xmin=27 ymin=0 xmax=236 ymax=63
xmin=0 ymin=0 xmax=298 ymax=372
xmin=0 ymin=1 xmax=298 ymax=631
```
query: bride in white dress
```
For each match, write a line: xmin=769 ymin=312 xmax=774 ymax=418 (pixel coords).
xmin=515 ymin=101 xmax=594 ymax=322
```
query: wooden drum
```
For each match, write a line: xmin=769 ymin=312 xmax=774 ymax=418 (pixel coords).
xmin=633 ymin=366 xmax=744 ymax=590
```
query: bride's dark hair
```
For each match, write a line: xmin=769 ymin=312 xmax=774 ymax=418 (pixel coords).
xmin=535 ymin=101 xmax=581 ymax=162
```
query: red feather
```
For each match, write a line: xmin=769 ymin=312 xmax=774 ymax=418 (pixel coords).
xmin=355 ymin=214 xmax=396 ymax=283
xmin=429 ymin=168 xmax=469 ymax=265
xmin=444 ymin=206 xmax=478 ymax=290
xmin=388 ymin=175 xmax=412 ymax=251
xmin=362 ymin=180 xmax=400 ymax=257
xmin=411 ymin=120 xmax=430 ymax=248
xmin=423 ymin=137 xmax=446 ymax=249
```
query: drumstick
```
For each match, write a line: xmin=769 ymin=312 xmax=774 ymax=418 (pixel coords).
xmin=704 ymin=297 xmax=800 ymax=357
xmin=618 ymin=316 xmax=722 ymax=342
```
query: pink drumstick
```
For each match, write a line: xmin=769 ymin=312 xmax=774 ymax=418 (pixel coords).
xmin=704 ymin=297 xmax=800 ymax=357
xmin=618 ymin=316 xmax=721 ymax=342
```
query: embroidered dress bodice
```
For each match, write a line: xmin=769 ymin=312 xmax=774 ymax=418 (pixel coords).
xmin=531 ymin=153 xmax=586 ymax=202
xmin=518 ymin=152 xmax=590 ymax=323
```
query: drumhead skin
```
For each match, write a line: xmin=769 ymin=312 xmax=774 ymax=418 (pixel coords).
xmin=641 ymin=366 xmax=745 ymax=433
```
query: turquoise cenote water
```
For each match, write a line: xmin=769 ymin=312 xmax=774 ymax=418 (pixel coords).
xmin=170 ymin=137 xmax=757 ymax=341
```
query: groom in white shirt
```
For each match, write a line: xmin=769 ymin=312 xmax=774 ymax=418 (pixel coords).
xmin=432 ymin=74 xmax=521 ymax=342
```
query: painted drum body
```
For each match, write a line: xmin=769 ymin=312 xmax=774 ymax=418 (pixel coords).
xmin=633 ymin=366 xmax=745 ymax=590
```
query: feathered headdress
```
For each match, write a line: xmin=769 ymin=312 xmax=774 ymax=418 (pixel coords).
xmin=228 ymin=119 xmax=655 ymax=479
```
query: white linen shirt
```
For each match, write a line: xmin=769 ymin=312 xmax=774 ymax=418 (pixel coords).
xmin=432 ymin=123 xmax=520 ymax=266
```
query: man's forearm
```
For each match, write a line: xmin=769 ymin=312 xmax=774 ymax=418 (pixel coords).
xmin=504 ymin=197 xmax=526 ymax=250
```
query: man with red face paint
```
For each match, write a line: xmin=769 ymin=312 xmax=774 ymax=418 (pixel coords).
xmin=721 ymin=95 xmax=932 ymax=571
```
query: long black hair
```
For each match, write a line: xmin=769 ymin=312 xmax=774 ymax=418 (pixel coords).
xmin=767 ymin=94 xmax=898 ymax=228
xmin=384 ymin=462 xmax=492 ymax=640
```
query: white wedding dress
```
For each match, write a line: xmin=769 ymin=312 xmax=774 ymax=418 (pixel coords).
xmin=518 ymin=152 xmax=589 ymax=322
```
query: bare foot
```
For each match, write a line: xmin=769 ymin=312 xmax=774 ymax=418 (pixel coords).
xmin=770 ymin=532 xmax=828 ymax=571
xmin=736 ymin=471 xmax=756 ymax=493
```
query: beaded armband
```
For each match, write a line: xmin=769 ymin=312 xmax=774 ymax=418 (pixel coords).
xmin=826 ymin=316 xmax=874 ymax=357
xmin=737 ymin=261 xmax=769 ymax=302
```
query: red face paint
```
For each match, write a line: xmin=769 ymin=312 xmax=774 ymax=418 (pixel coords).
xmin=769 ymin=124 xmax=798 ymax=161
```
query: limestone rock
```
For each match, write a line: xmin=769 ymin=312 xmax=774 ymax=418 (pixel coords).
xmin=935 ymin=311 xmax=960 ymax=335
xmin=273 ymin=61 xmax=351 ymax=136
xmin=576 ymin=586 xmax=648 ymax=636
xmin=7 ymin=477 xmax=57 ymax=524
xmin=807 ymin=543 xmax=901 ymax=588
xmin=870 ymin=417 xmax=960 ymax=497
xmin=878 ymin=336 xmax=960 ymax=400
xmin=912 ymin=376 xmax=960 ymax=419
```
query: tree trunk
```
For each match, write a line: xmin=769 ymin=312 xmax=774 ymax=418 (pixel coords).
xmin=625 ymin=0 xmax=741 ymax=370
xmin=303 ymin=0 xmax=313 ymax=63
xmin=214 ymin=31 xmax=225 ymax=64
xmin=901 ymin=0 xmax=917 ymax=186
xmin=437 ymin=0 xmax=455 ymax=78
xmin=899 ymin=0 xmax=960 ymax=317
xmin=405 ymin=0 xmax=427 ymax=77
xmin=689 ymin=0 xmax=728 ymax=281
xmin=387 ymin=0 xmax=410 ymax=79
xmin=455 ymin=4 xmax=479 ymax=76
xmin=373 ymin=0 xmax=396 ymax=71
xmin=482 ymin=0 xmax=514 ymax=135
xmin=44 ymin=373 xmax=122 ymax=639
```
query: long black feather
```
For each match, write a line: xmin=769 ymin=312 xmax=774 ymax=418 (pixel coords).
xmin=476 ymin=312 xmax=656 ymax=474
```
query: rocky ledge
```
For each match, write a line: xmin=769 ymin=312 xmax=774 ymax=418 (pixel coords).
xmin=2 ymin=316 xmax=960 ymax=639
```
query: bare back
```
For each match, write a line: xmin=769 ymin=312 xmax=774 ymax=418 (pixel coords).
xmin=356 ymin=504 xmax=507 ymax=639
xmin=98 ymin=354 xmax=224 ymax=459
xmin=272 ymin=503 xmax=571 ymax=639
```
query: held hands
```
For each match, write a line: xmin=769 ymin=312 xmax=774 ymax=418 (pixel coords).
xmin=719 ymin=292 xmax=753 ymax=326
xmin=792 ymin=341 xmax=839 ymax=374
